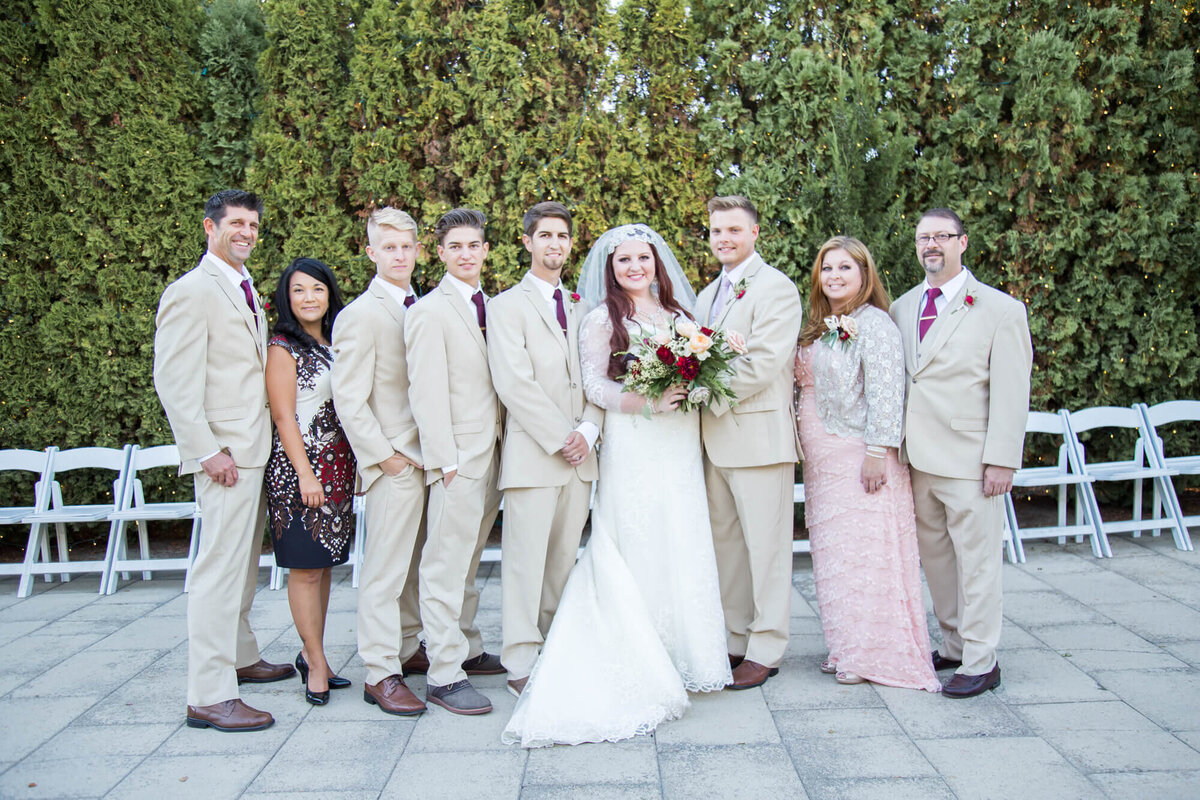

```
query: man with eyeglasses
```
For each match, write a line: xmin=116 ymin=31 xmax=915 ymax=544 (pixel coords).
xmin=890 ymin=208 xmax=1032 ymax=698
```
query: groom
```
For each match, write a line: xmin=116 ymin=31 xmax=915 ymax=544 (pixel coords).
xmin=487 ymin=202 xmax=601 ymax=698
xmin=696 ymin=195 xmax=803 ymax=689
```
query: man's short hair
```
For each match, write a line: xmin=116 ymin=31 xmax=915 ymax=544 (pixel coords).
xmin=707 ymin=195 xmax=758 ymax=223
xmin=918 ymin=207 xmax=965 ymax=236
xmin=434 ymin=208 xmax=487 ymax=246
xmin=204 ymin=189 xmax=263 ymax=225
xmin=367 ymin=207 xmax=419 ymax=249
xmin=523 ymin=201 xmax=573 ymax=237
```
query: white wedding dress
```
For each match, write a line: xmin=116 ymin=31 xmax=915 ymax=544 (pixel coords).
xmin=502 ymin=307 xmax=731 ymax=748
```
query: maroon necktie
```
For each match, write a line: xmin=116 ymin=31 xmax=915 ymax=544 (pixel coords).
xmin=552 ymin=288 xmax=568 ymax=334
xmin=918 ymin=287 xmax=941 ymax=341
xmin=471 ymin=291 xmax=487 ymax=339
xmin=404 ymin=294 xmax=416 ymax=308
xmin=239 ymin=278 xmax=259 ymax=329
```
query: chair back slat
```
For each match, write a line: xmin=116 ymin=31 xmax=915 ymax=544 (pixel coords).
xmin=1144 ymin=400 xmax=1200 ymax=427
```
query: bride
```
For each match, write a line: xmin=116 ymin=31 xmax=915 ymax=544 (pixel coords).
xmin=502 ymin=224 xmax=732 ymax=748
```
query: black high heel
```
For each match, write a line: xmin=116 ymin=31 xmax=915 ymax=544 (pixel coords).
xmin=296 ymin=652 xmax=351 ymax=690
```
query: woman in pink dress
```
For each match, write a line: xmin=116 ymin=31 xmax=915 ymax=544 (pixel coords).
xmin=794 ymin=236 xmax=939 ymax=691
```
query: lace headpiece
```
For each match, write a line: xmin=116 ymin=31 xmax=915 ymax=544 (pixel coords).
xmin=575 ymin=224 xmax=696 ymax=310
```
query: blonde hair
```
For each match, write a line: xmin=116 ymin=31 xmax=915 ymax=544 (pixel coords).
xmin=367 ymin=207 xmax=418 ymax=249
xmin=798 ymin=236 xmax=892 ymax=346
xmin=706 ymin=195 xmax=758 ymax=223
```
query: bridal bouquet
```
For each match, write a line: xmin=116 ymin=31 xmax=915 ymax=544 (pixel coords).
xmin=621 ymin=319 xmax=743 ymax=414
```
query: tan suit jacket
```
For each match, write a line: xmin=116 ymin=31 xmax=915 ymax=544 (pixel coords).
xmin=889 ymin=271 xmax=1032 ymax=478
xmin=331 ymin=277 xmax=423 ymax=489
xmin=404 ymin=276 xmax=502 ymax=480
xmin=153 ymin=256 xmax=270 ymax=473
xmin=696 ymin=253 xmax=803 ymax=467
xmin=331 ymin=277 xmax=427 ymax=684
xmin=487 ymin=273 xmax=601 ymax=489
xmin=153 ymin=254 xmax=270 ymax=707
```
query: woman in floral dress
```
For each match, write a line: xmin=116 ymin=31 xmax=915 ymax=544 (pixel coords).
xmin=265 ymin=257 xmax=356 ymax=705
xmin=794 ymin=237 xmax=939 ymax=691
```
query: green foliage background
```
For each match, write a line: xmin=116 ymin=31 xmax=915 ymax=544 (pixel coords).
xmin=2 ymin=0 xmax=1198 ymax=515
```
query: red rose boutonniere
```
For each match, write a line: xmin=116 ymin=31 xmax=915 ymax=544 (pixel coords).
xmin=733 ymin=277 xmax=749 ymax=300
xmin=570 ymin=292 xmax=581 ymax=303
xmin=964 ymin=291 xmax=976 ymax=307
xmin=263 ymin=300 xmax=271 ymax=312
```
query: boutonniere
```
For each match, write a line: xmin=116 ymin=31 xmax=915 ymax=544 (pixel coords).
xmin=820 ymin=314 xmax=858 ymax=350
xmin=964 ymin=291 xmax=976 ymax=307
xmin=733 ymin=277 xmax=749 ymax=299
xmin=570 ymin=292 xmax=581 ymax=303
xmin=262 ymin=300 xmax=271 ymax=312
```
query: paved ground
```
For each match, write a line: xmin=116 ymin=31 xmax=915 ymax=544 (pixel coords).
xmin=1 ymin=535 xmax=1198 ymax=800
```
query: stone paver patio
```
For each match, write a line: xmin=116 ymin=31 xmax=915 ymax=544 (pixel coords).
xmin=1 ymin=535 xmax=1198 ymax=799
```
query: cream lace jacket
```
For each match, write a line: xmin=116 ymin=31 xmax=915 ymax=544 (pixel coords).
xmin=803 ymin=304 xmax=904 ymax=448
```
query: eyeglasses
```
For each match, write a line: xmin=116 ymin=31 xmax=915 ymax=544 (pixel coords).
xmin=915 ymin=232 xmax=960 ymax=246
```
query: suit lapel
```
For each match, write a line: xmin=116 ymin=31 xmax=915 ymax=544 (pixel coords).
xmin=714 ymin=254 xmax=764 ymax=328
xmin=896 ymin=289 xmax=920 ymax=375
xmin=202 ymin=257 xmax=265 ymax=361
xmin=520 ymin=275 xmax=569 ymax=358
xmin=441 ymin=277 xmax=487 ymax=355
xmin=916 ymin=273 xmax=976 ymax=373
xmin=370 ymin=278 xmax=405 ymax=327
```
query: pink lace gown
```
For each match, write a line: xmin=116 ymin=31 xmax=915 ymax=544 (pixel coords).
xmin=797 ymin=336 xmax=940 ymax=692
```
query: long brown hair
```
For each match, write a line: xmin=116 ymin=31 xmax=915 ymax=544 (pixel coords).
xmin=605 ymin=242 xmax=692 ymax=379
xmin=798 ymin=236 xmax=891 ymax=346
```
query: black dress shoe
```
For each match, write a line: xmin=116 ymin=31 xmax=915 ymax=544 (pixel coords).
xmin=296 ymin=652 xmax=351 ymax=689
xmin=942 ymin=663 xmax=1001 ymax=699
xmin=931 ymin=650 xmax=963 ymax=671
xmin=461 ymin=651 xmax=506 ymax=676
xmin=305 ymin=686 xmax=330 ymax=706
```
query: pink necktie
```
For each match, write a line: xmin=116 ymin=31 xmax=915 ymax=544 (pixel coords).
xmin=239 ymin=278 xmax=258 ymax=329
xmin=709 ymin=275 xmax=732 ymax=324
xmin=918 ymin=287 xmax=941 ymax=341
xmin=552 ymin=289 xmax=568 ymax=334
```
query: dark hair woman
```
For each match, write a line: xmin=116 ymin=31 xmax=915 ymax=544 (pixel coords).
xmin=264 ymin=257 xmax=356 ymax=706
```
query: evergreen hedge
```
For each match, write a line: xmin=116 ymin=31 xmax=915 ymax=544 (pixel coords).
xmin=2 ymin=1 xmax=1197 ymax=517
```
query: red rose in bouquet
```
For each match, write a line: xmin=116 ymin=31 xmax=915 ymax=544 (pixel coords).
xmin=676 ymin=355 xmax=700 ymax=381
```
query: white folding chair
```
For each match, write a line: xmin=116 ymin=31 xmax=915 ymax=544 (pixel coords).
xmin=1003 ymin=411 xmax=1109 ymax=561
xmin=792 ymin=481 xmax=810 ymax=555
xmin=104 ymin=445 xmax=203 ymax=594
xmin=1138 ymin=401 xmax=1198 ymax=551
xmin=0 ymin=449 xmax=55 ymax=583
xmin=17 ymin=445 xmax=132 ymax=597
xmin=1065 ymin=406 xmax=1190 ymax=552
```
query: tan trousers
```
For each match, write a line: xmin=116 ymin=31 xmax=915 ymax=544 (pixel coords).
xmin=910 ymin=468 xmax=1005 ymax=676
xmin=358 ymin=466 xmax=427 ymax=685
xmin=499 ymin=478 xmax=591 ymax=680
xmin=187 ymin=467 xmax=265 ymax=707
xmin=706 ymin=460 xmax=795 ymax=668
xmin=419 ymin=453 xmax=501 ymax=686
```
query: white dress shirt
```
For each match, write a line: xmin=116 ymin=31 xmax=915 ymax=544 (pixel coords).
xmin=918 ymin=267 xmax=970 ymax=335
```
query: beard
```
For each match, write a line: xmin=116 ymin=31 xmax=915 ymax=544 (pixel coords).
xmin=922 ymin=252 xmax=944 ymax=274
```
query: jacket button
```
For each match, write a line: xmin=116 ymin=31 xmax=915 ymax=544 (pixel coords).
xmin=570 ymin=382 xmax=577 ymax=389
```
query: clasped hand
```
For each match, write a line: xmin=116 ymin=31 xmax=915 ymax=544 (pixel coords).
xmin=560 ymin=431 xmax=589 ymax=466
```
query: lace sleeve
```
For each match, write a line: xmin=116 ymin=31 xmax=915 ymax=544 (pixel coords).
xmin=859 ymin=308 xmax=904 ymax=448
xmin=579 ymin=308 xmax=647 ymax=414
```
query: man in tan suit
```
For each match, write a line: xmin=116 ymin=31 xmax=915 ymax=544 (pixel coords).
xmin=696 ymin=195 xmax=803 ymax=689
xmin=487 ymin=202 xmax=602 ymax=698
xmin=889 ymin=208 xmax=1032 ymax=698
xmin=154 ymin=190 xmax=294 ymax=733
xmin=330 ymin=207 xmax=428 ymax=716
xmin=405 ymin=208 xmax=504 ymax=715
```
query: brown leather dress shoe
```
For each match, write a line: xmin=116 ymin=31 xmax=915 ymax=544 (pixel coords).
xmin=728 ymin=653 xmax=745 ymax=669
xmin=402 ymin=643 xmax=429 ymax=676
xmin=186 ymin=699 xmax=274 ymax=732
xmin=942 ymin=663 xmax=1001 ymax=699
xmin=236 ymin=659 xmax=296 ymax=685
xmin=461 ymin=651 xmax=506 ymax=675
xmin=931 ymin=650 xmax=963 ymax=671
xmin=506 ymin=676 xmax=528 ymax=698
xmin=728 ymin=659 xmax=779 ymax=690
xmin=364 ymin=674 xmax=427 ymax=716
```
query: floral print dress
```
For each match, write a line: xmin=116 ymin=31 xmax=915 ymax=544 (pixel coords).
xmin=265 ymin=336 xmax=356 ymax=569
